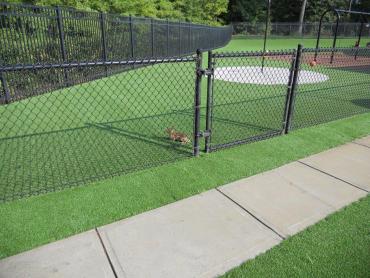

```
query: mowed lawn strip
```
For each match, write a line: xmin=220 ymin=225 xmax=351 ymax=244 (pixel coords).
xmin=1 ymin=112 xmax=370 ymax=259
xmin=223 ymin=195 xmax=370 ymax=278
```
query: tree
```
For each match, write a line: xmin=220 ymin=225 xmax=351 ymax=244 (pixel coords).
xmin=6 ymin=0 xmax=228 ymax=25
xmin=226 ymin=0 xmax=266 ymax=22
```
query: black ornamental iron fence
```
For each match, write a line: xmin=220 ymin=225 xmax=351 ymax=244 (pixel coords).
xmin=0 ymin=2 xmax=232 ymax=103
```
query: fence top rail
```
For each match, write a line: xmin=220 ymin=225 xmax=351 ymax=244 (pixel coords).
xmin=212 ymin=49 xmax=296 ymax=58
xmin=0 ymin=1 xmax=231 ymax=30
xmin=231 ymin=21 xmax=366 ymax=25
xmin=0 ymin=56 xmax=197 ymax=72
xmin=303 ymin=46 xmax=370 ymax=53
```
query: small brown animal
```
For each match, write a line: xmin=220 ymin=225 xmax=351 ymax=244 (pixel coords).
xmin=165 ymin=127 xmax=190 ymax=145
xmin=309 ymin=60 xmax=317 ymax=67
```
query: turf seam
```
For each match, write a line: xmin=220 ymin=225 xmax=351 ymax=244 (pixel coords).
xmin=297 ymin=161 xmax=369 ymax=193
xmin=350 ymin=141 xmax=370 ymax=150
xmin=215 ymin=188 xmax=286 ymax=240
xmin=95 ymin=228 xmax=118 ymax=278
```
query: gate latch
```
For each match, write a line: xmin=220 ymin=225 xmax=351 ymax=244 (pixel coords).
xmin=200 ymin=130 xmax=211 ymax=138
xmin=196 ymin=68 xmax=214 ymax=77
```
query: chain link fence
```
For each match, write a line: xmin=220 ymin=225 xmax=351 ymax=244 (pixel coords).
xmin=291 ymin=47 xmax=370 ymax=129
xmin=1 ymin=45 xmax=369 ymax=202
xmin=205 ymin=46 xmax=370 ymax=152
xmin=0 ymin=58 xmax=197 ymax=202
xmin=232 ymin=22 xmax=370 ymax=39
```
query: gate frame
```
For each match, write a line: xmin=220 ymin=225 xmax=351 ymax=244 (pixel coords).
xmin=202 ymin=46 xmax=303 ymax=152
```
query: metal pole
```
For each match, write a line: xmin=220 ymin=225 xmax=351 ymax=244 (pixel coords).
xmin=151 ymin=18 xmax=154 ymax=57
xmin=129 ymin=15 xmax=134 ymax=58
xmin=129 ymin=15 xmax=134 ymax=68
xmin=205 ymin=51 xmax=213 ymax=153
xmin=261 ymin=0 xmax=271 ymax=72
xmin=0 ymin=72 xmax=10 ymax=104
xmin=284 ymin=44 xmax=303 ymax=134
xmin=179 ymin=20 xmax=181 ymax=56
xmin=315 ymin=11 xmax=326 ymax=61
xmin=100 ymin=12 xmax=108 ymax=76
xmin=56 ymin=6 xmax=68 ymax=84
xmin=166 ymin=19 xmax=169 ymax=56
xmin=355 ymin=19 xmax=364 ymax=60
xmin=193 ymin=49 xmax=202 ymax=156
xmin=330 ymin=14 xmax=340 ymax=64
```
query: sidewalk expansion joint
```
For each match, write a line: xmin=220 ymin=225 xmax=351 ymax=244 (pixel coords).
xmin=95 ymin=228 xmax=118 ymax=278
xmin=215 ymin=188 xmax=286 ymax=240
xmin=351 ymin=141 xmax=370 ymax=149
xmin=297 ymin=161 xmax=369 ymax=193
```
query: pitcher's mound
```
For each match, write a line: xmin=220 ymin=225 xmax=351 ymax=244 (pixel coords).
xmin=214 ymin=66 xmax=329 ymax=85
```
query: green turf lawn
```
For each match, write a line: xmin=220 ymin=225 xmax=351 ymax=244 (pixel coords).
xmin=1 ymin=112 xmax=370 ymax=259
xmin=219 ymin=37 xmax=370 ymax=52
xmin=223 ymin=195 xmax=370 ymax=278
xmin=0 ymin=38 xmax=369 ymax=264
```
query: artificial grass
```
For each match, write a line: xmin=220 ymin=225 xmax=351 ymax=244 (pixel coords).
xmin=223 ymin=195 xmax=370 ymax=278
xmin=219 ymin=37 xmax=369 ymax=52
xmin=2 ymin=42 xmax=369 ymax=200
xmin=1 ymin=112 xmax=370 ymax=259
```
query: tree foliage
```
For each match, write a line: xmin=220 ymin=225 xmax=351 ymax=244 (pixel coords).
xmin=6 ymin=0 xmax=228 ymax=25
xmin=6 ymin=0 xmax=370 ymax=24
xmin=225 ymin=0 xmax=370 ymax=23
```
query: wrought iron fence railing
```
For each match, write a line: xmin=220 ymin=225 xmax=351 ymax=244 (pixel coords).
xmin=0 ymin=2 xmax=232 ymax=103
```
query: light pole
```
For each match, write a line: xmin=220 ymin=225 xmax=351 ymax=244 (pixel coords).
xmin=261 ymin=0 xmax=271 ymax=72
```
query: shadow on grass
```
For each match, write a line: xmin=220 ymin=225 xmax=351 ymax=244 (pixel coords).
xmin=0 ymin=111 xmax=194 ymax=203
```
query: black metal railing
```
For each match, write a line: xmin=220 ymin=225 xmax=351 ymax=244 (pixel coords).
xmin=0 ymin=2 xmax=232 ymax=103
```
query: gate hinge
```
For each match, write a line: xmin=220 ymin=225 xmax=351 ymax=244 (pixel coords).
xmin=196 ymin=68 xmax=214 ymax=77
xmin=200 ymin=129 xmax=212 ymax=138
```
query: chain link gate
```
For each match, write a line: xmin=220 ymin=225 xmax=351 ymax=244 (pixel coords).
xmin=200 ymin=48 xmax=302 ymax=152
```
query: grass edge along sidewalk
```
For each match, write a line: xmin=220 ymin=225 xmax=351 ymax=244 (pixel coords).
xmin=223 ymin=194 xmax=370 ymax=278
xmin=1 ymin=112 xmax=370 ymax=259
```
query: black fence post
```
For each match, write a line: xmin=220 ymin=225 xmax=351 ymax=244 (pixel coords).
xmin=129 ymin=15 xmax=135 ymax=58
xmin=205 ymin=51 xmax=213 ymax=153
xmin=166 ymin=19 xmax=170 ymax=56
xmin=178 ymin=20 xmax=181 ymax=56
xmin=0 ymin=72 xmax=10 ymax=104
xmin=100 ymin=12 xmax=108 ymax=77
xmin=55 ymin=6 xmax=68 ymax=84
xmin=283 ymin=44 xmax=303 ymax=134
xmin=193 ymin=49 xmax=203 ymax=156
xmin=151 ymin=18 xmax=154 ymax=57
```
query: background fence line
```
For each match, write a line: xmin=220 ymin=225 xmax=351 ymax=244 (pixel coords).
xmin=232 ymin=22 xmax=370 ymax=38
xmin=0 ymin=2 xmax=232 ymax=66
xmin=0 ymin=2 xmax=232 ymax=103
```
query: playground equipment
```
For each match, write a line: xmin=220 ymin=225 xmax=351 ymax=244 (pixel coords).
xmin=314 ymin=8 xmax=370 ymax=63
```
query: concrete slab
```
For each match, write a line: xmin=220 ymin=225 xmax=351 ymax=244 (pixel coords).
xmin=98 ymin=189 xmax=281 ymax=278
xmin=0 ymin=230 xmax=114 ymax=278
xmin=353 ymin=135 xmax=370 ymax=148
xmin=300 ymin=143 xmax=370 ymax=192
xmin=218 ymin=162 xmax=361 ymax=237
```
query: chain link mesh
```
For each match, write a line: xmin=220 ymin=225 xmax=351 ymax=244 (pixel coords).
xmin=208 ymin=50 xmax=296 ymax=150
xmin=0 ymin=58 xmax=196 ymax=202
xmin=291 ymin=47 xmax=370 ymax=129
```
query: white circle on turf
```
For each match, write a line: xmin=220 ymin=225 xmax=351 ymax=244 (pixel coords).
xmin=214 ymin=66 xmax=329 ymax=85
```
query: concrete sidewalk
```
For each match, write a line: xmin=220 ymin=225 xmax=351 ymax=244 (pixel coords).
xmin=1 ymin=136 xmax=369 ymax=278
